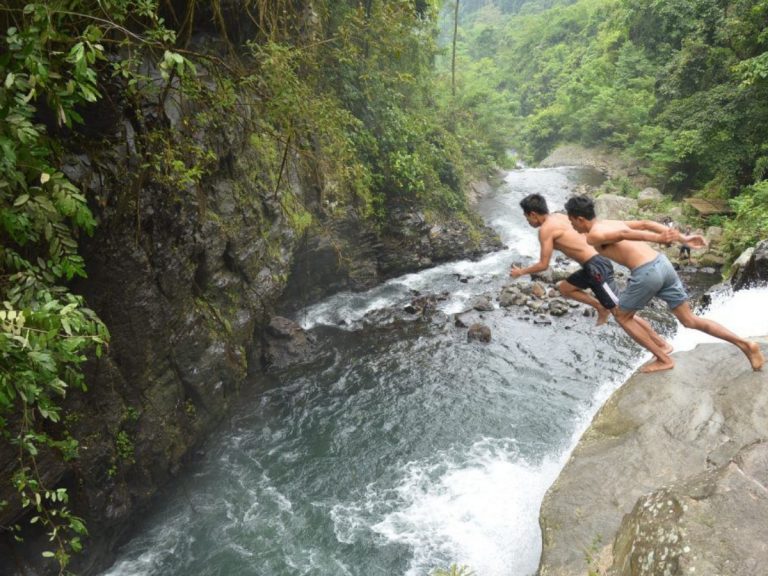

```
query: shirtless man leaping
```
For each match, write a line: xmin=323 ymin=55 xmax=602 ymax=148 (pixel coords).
xmin=565 ymin=194 xmax=764 ymax=373
xmin=510 ymin=194 xmax=670 ymax=354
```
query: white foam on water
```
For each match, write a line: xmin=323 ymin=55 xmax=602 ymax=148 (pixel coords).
xmin=363 ymin=360 xmax=642 ymax=576
xmin=100 ymin=519 xmax=190 ymax=576
xmin=671 ymin=285 xmax=768 ymax=352
xmin=298 ymin=252 xmax=517 ymax=330
xmin=328 ymin=439 xmax=557 ymax=576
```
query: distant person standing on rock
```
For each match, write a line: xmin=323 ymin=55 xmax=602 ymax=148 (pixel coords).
xmin=511 ymin=194 xmax=671 ymax=352
xmin=565 ymin=195 xmax=764 ymax=373
xmin=678 ymin=226 xmax=692 ymax=262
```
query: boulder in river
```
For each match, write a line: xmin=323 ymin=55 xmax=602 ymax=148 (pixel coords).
xmin=467 ymin=323 xmax=491 ymax=343
xmin=263 ymin=316 xmax=316 ymax=369
xmin=471 ymin=295 xmax=495 ymax=312
xmin=637 ymin=187 xmax=663 ymax=207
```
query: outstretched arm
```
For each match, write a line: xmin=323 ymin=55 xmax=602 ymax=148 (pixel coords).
xmin=586 ymin=225 xmax=664 ymax=246
xmin=510 ymin=229 xmax=556 ymax=277
xmin=625 ymin=220 xmax=670 ymax=234
xmin=625 ymin=220 xmax=707 ymax=247
xmin=658 ymin=228 xmax=708 ymax=248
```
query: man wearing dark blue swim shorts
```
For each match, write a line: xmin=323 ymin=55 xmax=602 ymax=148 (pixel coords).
xmin=565 ymin=195 xmax=765 ymax=373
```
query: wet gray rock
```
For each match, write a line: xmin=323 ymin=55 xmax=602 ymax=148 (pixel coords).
xmin=471 ymin=295 xmax=495 ymax=312
xmin=637 ymin=187 xmax=663 ymax=207
xmin=611 ymin=441 xmax=768 ymax=576
xmin=729 ymin=246 xmax=755 ymax=284
xmin=498 ymin=268 xmax=581 ymax=318
xmin=377 ymin=209 xmax=504 ymax=279
xmin=499 ymin=286 xmax=528 ymax=308
xmin=263 ymin=316 xmax=316 ymax=370
xmin=548 ymin=298 xmax=569 ymax=317
xmin=530 ymin=281 xmax=548 ymax=299
xmin=467 ymin=323 xmax=491 ymax=343
xmin=279 ymin=208 xmax=503 ymax=314
xmin=731 ymin=239 xmax=768 ymax=290
xmin=595 ymin=194 xmax=638 ymax=220
xmin=538 ymin=337 xmax=768 ymax=576
xmin=531 ymin=269 xmax=555 ymax=284
xmin=279 ymin=213 xmax=379 ymax=310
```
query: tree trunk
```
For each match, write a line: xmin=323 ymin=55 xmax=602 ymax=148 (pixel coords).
xmin=452 ymin=0 xmax=459 ymax=97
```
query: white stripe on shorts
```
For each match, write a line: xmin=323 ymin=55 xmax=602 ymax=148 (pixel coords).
xmin=601 ymin=282 xmax=620 ymax=305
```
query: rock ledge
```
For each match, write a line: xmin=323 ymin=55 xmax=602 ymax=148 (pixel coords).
xmin=538 ymin=336 xmax=768 ymax=576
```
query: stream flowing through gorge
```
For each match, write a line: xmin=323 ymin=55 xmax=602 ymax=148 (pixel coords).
xmin=101 ymin=167 xmax=768 ymax=576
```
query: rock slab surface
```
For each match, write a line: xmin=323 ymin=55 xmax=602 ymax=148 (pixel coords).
xmin=538 ymin=337 xmax=768 ymax=576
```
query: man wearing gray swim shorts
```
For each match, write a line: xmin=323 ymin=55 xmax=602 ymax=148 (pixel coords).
xmin=619 ymin=253 xmax=688 ymax=312
xmin=565 ymin=195 xmax=764 ymax=373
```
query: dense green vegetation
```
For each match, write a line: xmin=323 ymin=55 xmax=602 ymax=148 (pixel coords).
xmin=444 ymin=0 xmax=768 ymax=258
xmin=1 ymin=0 xmax=501 ymax=570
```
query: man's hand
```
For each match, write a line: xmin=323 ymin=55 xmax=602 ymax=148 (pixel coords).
xmin=510 ymin=266 xmax=527 ymax=278
xmin=682 ymin=234 xmax=708 ymax=249
xmin=659 ymin=228 xmax=680 ymax=244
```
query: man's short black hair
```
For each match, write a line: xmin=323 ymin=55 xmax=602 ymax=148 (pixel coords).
xmin=565 ymin=195 xmax=596 ymax=220
xmin=519 ymin=194 xmax=549 ymax=215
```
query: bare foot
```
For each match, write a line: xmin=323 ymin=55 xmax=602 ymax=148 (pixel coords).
xmin=596 ymin=307 xmax=610 ymax=326
xmin=744 ymin=341 xmax=765 ymax=371
xmin=640 ymin=358 xmax=675 ymax=373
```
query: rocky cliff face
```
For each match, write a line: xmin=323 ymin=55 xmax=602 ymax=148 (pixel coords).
xmin=278 ymin=207 xmax=503 ymax=312
xmin=538 ymin=336 xmax=768 ymax=576
xmin=0 ymin=104 xmax=302 ymax=573
xmin=0 ymin=111 xmax=502 ymax=576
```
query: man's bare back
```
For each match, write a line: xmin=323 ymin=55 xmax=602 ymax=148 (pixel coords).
xmin=541 ymin=213 xmax=600 ymax=265
xmin=583 ymin=219 xmax=661 ymax=270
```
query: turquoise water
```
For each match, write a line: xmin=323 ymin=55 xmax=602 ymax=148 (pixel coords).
xmin=101 ymin=168 xmax=652 ymax=576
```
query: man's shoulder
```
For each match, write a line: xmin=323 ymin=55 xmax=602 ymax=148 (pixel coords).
xmin=544 ymin=213 xmax=570 ymax=229
xmin=540 ymin=219 xmax=566 ymax=238
xmin=591 ymin=219 xmax=621 ymax=232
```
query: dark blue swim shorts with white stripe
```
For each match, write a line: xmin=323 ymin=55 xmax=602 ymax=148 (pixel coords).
xmin=566 ymin=255 xmax=620 ymax=310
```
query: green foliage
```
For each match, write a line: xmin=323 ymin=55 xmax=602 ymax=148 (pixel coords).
xmin=1 ymin=2 xmax=117 ymax=569
xmin=723 ymin=181 xmax=768 ymax=260
xmin=115 ymin=430 xmax=135 ymax=464
xmin=451 ymin=0 xmax=768 ymax=256
xmin=12 ymin=468 xmax=88 ymax=568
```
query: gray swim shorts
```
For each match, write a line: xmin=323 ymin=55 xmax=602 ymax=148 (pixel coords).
xmin=619 ymin=254 xmax=688 ymax=311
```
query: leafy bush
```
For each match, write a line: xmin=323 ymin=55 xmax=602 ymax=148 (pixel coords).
xmin=723 ymin=181 xmax=768 ymax=261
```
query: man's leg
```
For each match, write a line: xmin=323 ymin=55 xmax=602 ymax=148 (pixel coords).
xmin=558 ymin=280 xmax=610 ymax=326
xmin=614 ymin=308 xmax=675 ymax=372
xmin=671 ymin=302 xmax=764 ymax=371
xmin=632 ymin=314 xmax=673 ymax=354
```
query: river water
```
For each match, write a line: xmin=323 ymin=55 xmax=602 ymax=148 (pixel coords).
xmin=100 ymin=167 xmax=768 ymax=576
